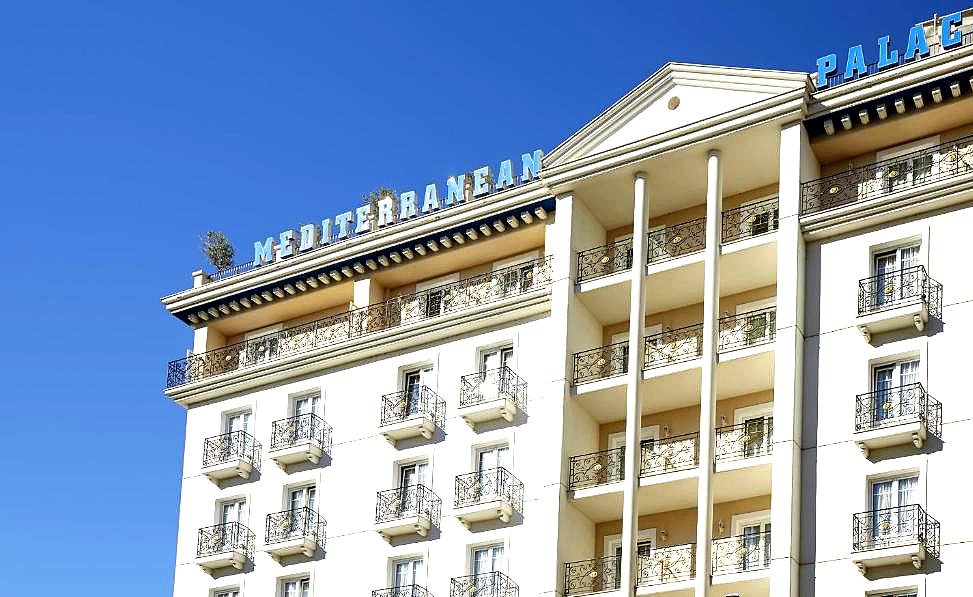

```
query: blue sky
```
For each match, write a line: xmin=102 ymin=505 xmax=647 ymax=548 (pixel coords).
xmin=0 ymin=1 xmax=966 ymax=593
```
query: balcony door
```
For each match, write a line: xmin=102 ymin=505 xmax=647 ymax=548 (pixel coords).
xmin=224 ymin=411 xmax=250 ymax=434
xmin=734 ymin=298 xmax=776 ymax=347
xmin=614 ymin=232 xmax=634 ymax=271
xmin=480 ymin=347 xmax=514 ymax=399
xmin=244 ymin=324 xmax=282 ymax=364
xmin=739 ymin=196 xmax=779 ymax=238
xmin=289 ymin=485 xmax=316 ymax=511
xmin=605 ymin=530 xmax=654 ymax=588
xmin=472 ymin=543 xmax=504 ymax=578
xmin=733 ymin=403 xmax=773 ymax=458
xmin=873 ymin=245 xmax=919 ymax=307
xmin=492 ymin=251 xmax=538 ymax=297
xmin=871 ymin=475 xmax=918 ymax=541
xmin=403 ymin=367 xmax=433 ymax=416
xmin=476 ymin=445 xmax=509 ymax=500
xmin=220 ymin=498 xmax=246 ymax=525
xmin=293 ymin=393 xmax=320 ymax=418
xmin=732 ymin=511 xmax=770 ymax=571
xmin=416 ymin=274 xmax=458 ymax=318
xmin=222 ymin=411 xmax=251 ymax=458
xmin=872 ymin=360 xmax=919 ymax=424
xmin=398 ymin=461 xmax=428 ymax=514
xmin=393 ymin=557 xmax=424 ymax=588
xmin=281 ymin=578 xmax=310 ymax=597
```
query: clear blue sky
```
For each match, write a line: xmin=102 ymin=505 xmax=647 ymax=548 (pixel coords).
xmin=0 ymin=1 xmax=966 ymax=593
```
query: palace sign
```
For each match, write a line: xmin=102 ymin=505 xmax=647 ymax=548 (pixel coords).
xmin=816 ymin=11 xmax=966 ymax=88
xmin=252 ymin=150 xmax=543 ymax=266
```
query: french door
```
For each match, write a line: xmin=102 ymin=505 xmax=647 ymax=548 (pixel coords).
xmin=743 ymin=417 xmax=772 ymax=457
xmin=741 ymin=521 xmax=771 ymax=570
xmin=282 ymin=578 xmax=310 ymax=597
xmin=873 ymin=246 xmax=919 ymax=308
xmin=611 ymin=539 xmax=652 ymax=588
xmin=293 ymin=394 xmax=320 ymax=418
xmin=472 ymin=544 xmax=505 ymax=594
xmin=871 ymin=476 xmax=918 ymax=543
xmin=885 ymin=152 xmax=934 ymax=193
xmin=872 ymin=360 xmax=919 ymax=424
xmin=403 ymin=368 xmax=432 ymax=415
xmin=477 ymin=445 xmax=510 ymax=499
xmin=225 ymin=411 xmax=250 ymax=434
xmin=394 ymin=557 xmax=424 ymax=588
xmin=219 ymin=498 xmax=246 ymax=549
xmin=399 ymin=461 xmax=428 ymax=513
xmin=222 ymin=412 xmax=251 ymax=458
xmin=480 ymin=347 xmax=514 ymax=399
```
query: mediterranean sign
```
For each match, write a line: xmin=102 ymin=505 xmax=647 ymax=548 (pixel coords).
xmin=252 ymin=150 xmax=544 ymax=266
xmin=816 ymin=10 xmax=966 ymax=88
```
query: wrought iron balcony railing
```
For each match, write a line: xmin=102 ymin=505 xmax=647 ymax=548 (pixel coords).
xmin=196 ymin=521 xmax=256 ymax=560
xmin=801 ymin=134 xmax=973 ymax=215
xmin=577 ymin=238 xmax=633 ymax=283
xmin=265 ymin=506 xmax=326 ymax=546
xmin=643 ymin=323 xmax=704 ymax=369
xmin=564 ymin=555 xmax=620 ymax=595
xmin=638 ymin=543 xmax=696 ymax=586
xmin=712 ymin=531 xmax=771 ymax=574
xmin=373 ymin=586 xmax=434 ymax=597
xmin=721 ymin=197 xmax=779 ymax=244
xmin=380 ymin=386 xmax=446 ymax=430
xmin=450 ymin=572 xmax=519 ymax=597
xmin=459 ymin=366 xmax=527 ymax=412
xmin=572 ymin=341 xmax=628 ymax=385
xmin=568 ymin=446 xmax=625 ymax=490
xmin=270 ymin=413 xmax=332 ymax=453
xmin=166 ymin=257 xmax=553 ymax=388
xmin=715 ymin=417 xmax=774 ymax=463
xmin=857 ymin=265 xmax=943 ymax=319
xmin=375 ymin=484 xmax=442 ymax=528
xmin=640 ymin=432 xmax=699 ymax=477
xmin=855 ymin=383 xmax=942 ymax=437
xmin=202 ymin=430 xmax=261 ymax=470
xmin=647 ymin=217 xmax=706 ymax=264
xmin=718 ymin=306 xmax=777 ymax=352
xmin=210 ymin=260 xmax=257 ymax=282
xmin=454 ymin=467 xmax=524 ymax=512
xmin=852 ymin=504 xmax=940 ymax=556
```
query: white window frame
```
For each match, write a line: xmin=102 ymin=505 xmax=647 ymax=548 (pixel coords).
xmin=222 ymin=409 xmax=252 ymax=434
xmin=284 ymin=483 xmax=317 ymax=511
xmin=473 ymin=442 xmax=511 ymax=471
xmin=603 ymin=528 xmax=657 ymax=560
xmin=290 ymin=389 xmax=321 ymax=418
xmin=279 ymin=576 xmax=311 ymax=597
xmin=732 ymin=402 xmax=773 ymax=425
xmin=469 ymin=541 xmax=507 ymax=576
xmin=213 ymin=588 xmax=240 ymax=597
xmin=731 ymin=509 xmax=771 ymax=536
xmin=492 ymin=250 xmax=539 ymax=272
xmin=217 ymin=496 xmax=248 ymax=525
xmin=607 ymin=425 xmax=660 ymax=450
xmin=390 ymin=555 xmax=425 ymax=588
xmin=737 ymin=193 xmax=779 ymax=238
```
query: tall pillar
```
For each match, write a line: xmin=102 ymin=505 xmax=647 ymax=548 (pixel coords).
xmin=770 ymin=121 xmax=817 ymax=597
xmin=695 ymin=149 xmax=723 ymax=597
xmin=620 ymin=173 xmax=650 ymax=596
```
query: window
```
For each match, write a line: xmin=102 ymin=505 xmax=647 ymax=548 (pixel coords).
xmin=733 ymin=403 xmax=774 ymax=457
xmin=472 ymin=543 xmax=505 ymax=575
xmin=881 ymin=141 xmax=935 ymax=194
xmin=224 ymin=411 xmax=251 ymax=434
xmin=607 ymin=426 xmax=659 ymax=451
xmin=416 ymin=274 xmax=458 ymax=318
xmin=220 ymin=498 xmax=246 ymax=525
xmin=613 ymin=233 xmax=635 ymax=270
xmin=292 ymin=392 xmax=320 ymax=418
xmin=871 ymin=474 xmax=918 ymax=539
xmin=872 ymin=245 xmax=921 ymax=308
xmin=492 ymin=251 xmax=539 ymax=297
xmin=245 ymin=324 xmax=283 ymax=364
xmin=281 ymin=578 xmax=310 ymax=597
xmin=476 ymin=445 xmax=510 ymax=501
xmin=398 ymin=461 xmax=428 ymax=514
xmin=481 ymin=346 xmax=514 ymax=372
xmin=734 ymin=298 xmax=776 ymax=346
xmin=403 ymin=367 xmax=433 ymax=415
xmin=732 ymin=511 xmax=771 ymax=571
xmin=393 ymin=557 xmax=424 ymax=588
xmin=739 ymin=196 xmax=779 ymax=238
xmin=478 ymin=346 xmax=515 ymax=400
xmin=604 ymin=530 xmax=655 ymax=589
xmin=215 ymin=590 xmax=240 ymax=597
xmin=872 ymin=359 xmax=920 ymax=424
xmin=288 ymin=485 xmax=316 ymax=511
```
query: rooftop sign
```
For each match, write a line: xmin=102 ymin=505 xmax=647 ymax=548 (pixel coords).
xmin=252 ymin=150 xmax=543 ymax=267
xmin=816 ymin=11 xmax=966 ymax=88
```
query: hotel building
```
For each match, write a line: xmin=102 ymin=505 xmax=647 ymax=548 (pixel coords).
xmin=162 ymin=10 xmax=973 ymax=597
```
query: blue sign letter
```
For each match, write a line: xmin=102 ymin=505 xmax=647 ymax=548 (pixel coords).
xmin=877 ymin=35 xmax=898 ymax=69
xmin=816 ymin=54 xmax=837 ymax=87
xmin=320 ymin=218 xmax=333 ymax=246
xmin=335 ymin=211 xmax=354 ymax=240
xmin=844 ymin=45 xmax=867 ymax=80
xmin=254 ymin=237 xmax=274 ymax=265
xmin=422 ymin=183 xmax=441 ymax=213
xmin=495 ymin=159 xmax=515 ymax=190
xmin=400 ymin=191 xmax=418 ymax=219
xmin=279 ymin=230 xmax=296 ymax=258
xmin=904 ymin=25 xmax=929 ymax=60
xmin=521 ymin=150 xmax=543 ymax=182
xmin=942 ymin=12 xmax=963 ymax=49
xmin=472 ymin=166 xmax=492 ymax=198
xmin=445 ymin=176 xmax=464 ymax=206
xmin=299 ymin=224 xmax=318 ymax=252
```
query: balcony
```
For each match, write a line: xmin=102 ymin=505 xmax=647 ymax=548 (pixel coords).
xmin=269 ymin=413 xmax=332 ymax=469
xmin=450 ymin=572 xmax=519 ymax=597
xmin=374 ymin=484 xmax=442 ymax=540
xmin=568 ymin=446 xmax=625 ymax=491
xmin=573 ymin=342 xmax=628 ymax=385
xmin=379 ymin=387 xmax=445 ymax=444
xmin=643 ymin=324 xmax=703 ymax=371
xmin=637 ymin=543 xmax=696 ymax=592
xmin=166 ymin=257 xmax=553 ymax=389
xmin=712 ymin=531 xmax=771 ymax=577
xmin=196 ymin=522 xmax=255 ymax=574
xmin=577 ymin=237 xmax=633 ymax=283
xmin=640 ymin=433 xmax=698 ymax=479
xmin=852 ymin=505 xmax=940 ymax=572
xmin=458 ymin=366 xmax=527 ymax=428
xmin=715 ymin=417 xmax=773 ymax=466
xmin=373 ymin=586 xmax=436 ymax=597
xmin=801 ymin=134 xmax=973 ymax=216
xmin=855 ymin=384 xmax=941 ymax=456
xmin=453 ymin=467 xmax=523 ymax=528
xmin=856 ymin=266 xmax=943 ymax=341
xmin=563 ymin=555 xmax=620 ymax=596
xmin=263 ymin=506 xmax=326 ymax=561
xmin=648 ymin=217 xmax=706 ymax=265
xmin=720 ymin=197 xmax=778 ymax=244
xmin=201 ymin=430 xmax=261 ymax=483
xmin=718 ymin=307 xmax=776 ymax=353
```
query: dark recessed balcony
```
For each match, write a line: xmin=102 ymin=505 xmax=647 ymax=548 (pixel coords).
xmin=640 ymin=432 xmax=699 ymax=478
xmin=856 ymin=266 xmax=943 ymax=340
xmin=373 ymin=586 xmax=435 ymax=597
xmin=854 ymin=383 xmax=941 ymax=456
xmin=852 ymin=504 xmax=940 ymax=572
xmin=379 ymin=387 xmax=445 ymax=444
xmin=563 ymin=555 xmax=620 ymax=595
xmin=450 ymin=572 xmax=519 ymax=597
xmin=263 ymin=506 xmax=326 ymax=561
xmin=196 ymin=521 xmax=255 ymax=574
xmin=572 ymin=342 xmax=628 ymax=385
xmin=458 ymin=366 xmax=527 ymax=427
xmin=374 ymin=484 xmax=442 ymax=540
xmin=269 ymin=413 xmax=332 ymax=469
xmin=637 ymin=543 xmax=696 ymax=587
xmin=201 ymin=430 xmax=261 ymax=483
xmin=643 ymin=323 xmax=703 ymax=370
xmin=718 ymin=307 xmax=776 ymax=352
xmin=568 ymin=446 xmax=625 ymax=491
xmin=577 ymin=238 xmax=633 ymax=283
xmin=454 ymin=467 xmax=524 ymax=528
xmin=648 ymin=217 xmax=706 ymax=265
xmin=715 ymin=417 xmax=774 ymax=464
xmin=721 ymin=197 xmax=779 ymax=244
xmin=712 ymin=531 xmax=771 ymax=576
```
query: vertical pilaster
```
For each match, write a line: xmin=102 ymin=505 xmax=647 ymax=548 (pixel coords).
xmin=620 ymin=173 xmax=649 ymax=596
xmin=695 ymin=149 xmax=723 ymax=596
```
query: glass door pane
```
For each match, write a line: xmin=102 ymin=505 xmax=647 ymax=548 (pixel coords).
xmin=873 ymin=367 xmax=894 ymax=423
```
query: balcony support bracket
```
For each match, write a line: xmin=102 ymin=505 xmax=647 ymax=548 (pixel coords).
xmin=856 ymin=562 xmax=866 ymax=575
xmin=913 ymin=314 xmax=924 ymax=332
xmin=858 ymin=325 xmax=871 ymax=342
xmin=912 ymin=554 xmax=922 ymax=569
xmin=856 ymin=442 xmax=869 ymax=458
xmin=912 ymin=432 xmax=923 ymax=449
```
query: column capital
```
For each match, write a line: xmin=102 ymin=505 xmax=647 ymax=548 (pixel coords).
xmin=707 ymin=149 xmax=722 ymax=159
xmin=634 ymin=171 xmax=648 ymax=181
xmin=554 ymin=190 xmax=574 ymax=200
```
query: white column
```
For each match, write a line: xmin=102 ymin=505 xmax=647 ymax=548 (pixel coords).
xmin=694 ymin=149 xmax=723 ymax=596
xmin=620 ymin=173 xmax=649 ymax=596
xmin=770 ymin=121 xmax=817 ymax=597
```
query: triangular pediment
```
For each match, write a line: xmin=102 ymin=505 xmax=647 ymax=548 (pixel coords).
xmin=546 ymin=63 xmax=808 ymax=167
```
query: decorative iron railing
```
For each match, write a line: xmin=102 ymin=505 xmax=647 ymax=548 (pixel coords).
xmin=375 ymin=484 xmax=442 ymax=528
xmin=567 ymin=446 xmax=625 ymax=490
xmin=264 ymin=506 xmax=326 ymax=546
xmin=454 ymin=467 xmax=524 ymax=513
xmin=820 ymin=32 xmax=973 ymax=88
xmin=643 ymin=323 xmax=704 ymax=369
xmin=801 ymin=134 xmax=973 ymax=215
xmin=270 ymin=413 xmax=332 ymax=454
xmin=852 ymin=504 xmax=940 ymax=556
xmin=202 ymin=430 xmax=261 ymax=470
xmin=373 ymin=586 xmax=435 ymax=597
xmin=166 ymin=257 xmax=553 ymax=388
xmin=196 ymin=521 xmax=256 ymax=560
xmin=857 ymin=265 xmax=943 ymax=319
xmin=718 ymin=306 xmax=777 ymax=352
xmin=577 ymin=238 xmax=633 ymax=283
xmin=450 ymin=572 xmax=519 ymax=597
xmin=715 ymin=417 xmax=774 ymax=463
xmin=712 ymin=531 xmax=771 ymax=574
xmin=637 ymin=543 xmax=696 ymax=586
xmin=564 ymin=555 xmax=621 ymax=595
xmin=721 ymin=198 xmax=779 ymax=244
xmin=640 ymin=432 xmax=699 ymax=477
xmin=380 ymin=386 xmax=446 ymax=430
xmin=855 ymin=383 xmax=942 ymax=438
xmin=572 ymin=341 xmax=628 ymax=385
xmin=459 ymin=366 xmax=527 ymax=412
xmin=210 ymin=260 xmax=257 ymax=282
xmin=647 ymin=217 xmax=706 ymax=264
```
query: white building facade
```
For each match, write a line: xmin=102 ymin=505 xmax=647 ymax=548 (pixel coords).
xmin=163 ymin=10 xmax=973 ymax=597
